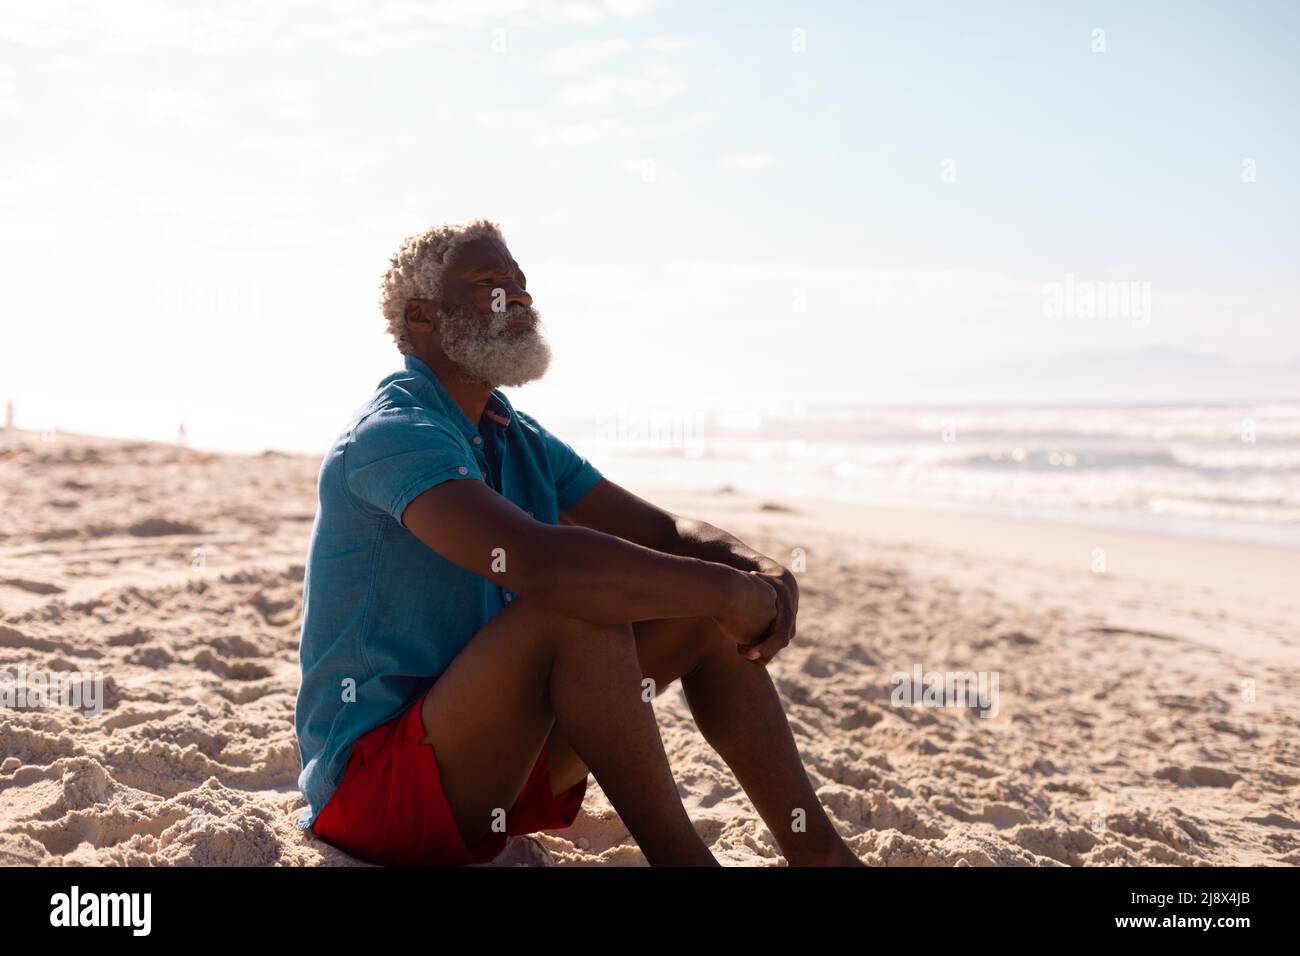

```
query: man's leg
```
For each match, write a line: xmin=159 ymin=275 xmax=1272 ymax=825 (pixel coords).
xmin=417 ymin=598 xmax=717 ymax=867
xmin=547 ymin=615 xmax=863 ymax=866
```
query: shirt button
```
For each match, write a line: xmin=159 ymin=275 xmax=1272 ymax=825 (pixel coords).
xmin=457 ymin=466 xmax=468 ymax=475
xmin=504 ymin=592 xmax=514 ymax=602
xmin=472 ymin=436 xmax=482 ymax=445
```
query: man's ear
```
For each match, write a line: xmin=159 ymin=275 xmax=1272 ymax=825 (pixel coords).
xmin=406 ymin=299 xmax=436 ymax=331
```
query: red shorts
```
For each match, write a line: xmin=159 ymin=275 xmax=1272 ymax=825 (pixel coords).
xmin=311 ymin=686 xmax=588 ymax=866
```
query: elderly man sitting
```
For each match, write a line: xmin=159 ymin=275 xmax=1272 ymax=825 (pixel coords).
xmin=294 ymin=219 xmax=862 ymax=867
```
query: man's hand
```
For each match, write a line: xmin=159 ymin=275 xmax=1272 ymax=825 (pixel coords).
xmin=558 ymin=478 xmax=801 ymax=665
xmin=736 ymin=564 xmax=799 ymax=666
xmin=713 ymin=571 xmax=779 ymax=649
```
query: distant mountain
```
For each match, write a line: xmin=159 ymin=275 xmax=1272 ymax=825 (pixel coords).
xmin=911 ymin=348 xmax=1300 ymax=403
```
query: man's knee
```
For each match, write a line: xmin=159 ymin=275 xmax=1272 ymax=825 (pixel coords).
xmin=633 ymin=615 xmax=728 ymax=686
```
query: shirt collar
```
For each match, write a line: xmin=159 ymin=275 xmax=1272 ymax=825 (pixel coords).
xmin=403 ymin=354 xmax=513 ymax=439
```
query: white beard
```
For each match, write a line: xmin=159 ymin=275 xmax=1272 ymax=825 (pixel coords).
xmin=438 ymin=303 xmax=552 ymax=388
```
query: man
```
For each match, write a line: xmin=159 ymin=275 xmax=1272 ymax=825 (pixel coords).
xmin=295 ymin=219 xmax=862 ymax=867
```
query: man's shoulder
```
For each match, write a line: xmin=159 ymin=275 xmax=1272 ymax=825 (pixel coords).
xmin=344 ymin=370 xmax=457 ymax=442
xmin=347 ymin=402 xmax=466 ymax=457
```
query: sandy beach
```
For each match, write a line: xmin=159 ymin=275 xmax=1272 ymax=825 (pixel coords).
xmin=1 ymin=428 xmax=1297 ymax=866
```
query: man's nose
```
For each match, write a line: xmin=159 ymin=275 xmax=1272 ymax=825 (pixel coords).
xmin=508 ymin=284 xmax=532 ymax=308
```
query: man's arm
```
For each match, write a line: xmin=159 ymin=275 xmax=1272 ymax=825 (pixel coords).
xmin=400 ymin=477 xmax=777 ymax=645
xmin=560 ymin=478 xmax=799 ymax=665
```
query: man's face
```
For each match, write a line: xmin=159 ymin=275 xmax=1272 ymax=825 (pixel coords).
xmin=440 ymin=236 xmax=531 ymax=322
xmin=425 ymin=236 xmax=551 ymax=388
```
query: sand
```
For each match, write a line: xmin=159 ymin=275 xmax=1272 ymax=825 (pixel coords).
xmin=1 ymin=428 xmax=1297 ymax=866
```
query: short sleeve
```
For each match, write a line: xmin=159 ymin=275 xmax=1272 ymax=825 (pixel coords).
xmin=520 ymin=412 xmax=603 ymax=511
xmin=343 ymin=405 xmax=481 ymax=523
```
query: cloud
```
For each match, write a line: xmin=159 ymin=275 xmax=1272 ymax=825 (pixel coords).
xmin=540 ymin=38 xmax=632 ymax=74
xmin=656 ymin=260 xmax=1036 ymax=317
xmin=539 ymin=33 xmax=691 ymax=73
xmin=622 ymin=156 xmax=680 ymax=184
xmin=601 ymin=0 xmax=657 ymax=16
xmin=474 ymin=110 xmax=553 ymax=130
xmin=141 ymin=88 xmax=214 ymax=131
xmin=117 ymin=189 xmax=340 ymax=249
xmin=0 ymin=0 xmax=661 ymax=55
xmin=531 ymin=120 xmax=604 ymax=147
xmin=230 ymin=133 xmax=384 ymax=182
xmin=0 ymin=160 xmax=96 ymax=204
xmin=644 ymin=35 xmax=694 ymax=54
xmin=530 ymin=109 xmax=713 ymax=148
xmin=135 ymin=192 xmax=318 ymax=228
xmin=556 ymin=61 xmax=687 ymax=109
xmin=0 ymin=0 xmax=185 ymax=50
xmin=718 ymin=153 xmax=776 ymax=171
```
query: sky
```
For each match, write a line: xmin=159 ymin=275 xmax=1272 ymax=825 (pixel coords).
xmin=1 ymin=0 xmax=1297 ymax=452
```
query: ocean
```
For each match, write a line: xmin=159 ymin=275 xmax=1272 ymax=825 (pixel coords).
xmin=556 ymin=401 xmax=1300 ymax=549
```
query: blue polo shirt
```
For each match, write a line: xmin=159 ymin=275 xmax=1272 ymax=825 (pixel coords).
xmin=294 ymin=354 xmax=603 ymax=830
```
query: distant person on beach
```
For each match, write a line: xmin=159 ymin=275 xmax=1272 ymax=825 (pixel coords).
xmin=294 ymin=219 xmax=862 ymax=867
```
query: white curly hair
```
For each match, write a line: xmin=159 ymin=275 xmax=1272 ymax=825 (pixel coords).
xmin=379 ymin=218 xmax=505 ymax=354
